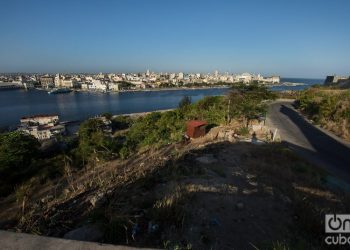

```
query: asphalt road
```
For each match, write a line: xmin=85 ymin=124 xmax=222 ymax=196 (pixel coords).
xmin=266 ymin=100 xmax=350 ymax=184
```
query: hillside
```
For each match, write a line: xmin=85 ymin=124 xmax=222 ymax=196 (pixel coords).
xmin=296 ymin=87 xmax=350 ymax=140
xmin=1 ymin=133 xmax=349 ymax=249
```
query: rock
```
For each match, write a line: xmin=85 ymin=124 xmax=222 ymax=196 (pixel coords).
xmin=40 ymin=195 xmax=53 ymax=203
xmin=235 ymin=202 xmax=245 ymax=211
xmin=63 ymin=188 xmax=70 ymax=196
xmin=76 ymin=184 xmax=85 ymax=190
xmin=196 ymin=154 xmax=217 ymax=164
xmin=89 ymin=193 xmax=106 ymax=207
xmin=63 ymin=224 xmax=103 ymax=242
xmin=218 ymin=131 xmax=226 ymax=139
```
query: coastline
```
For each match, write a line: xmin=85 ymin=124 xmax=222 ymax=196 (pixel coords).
xmin=70 ymin=85 xmax=230 ymax=94
xmin=35 ymin=82 xmax=302 ymax=94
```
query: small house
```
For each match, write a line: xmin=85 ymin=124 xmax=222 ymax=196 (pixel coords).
xmin=186 ymin=120 xmax=208 ymax=138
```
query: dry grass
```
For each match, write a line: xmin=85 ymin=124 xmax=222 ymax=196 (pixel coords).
xmin=2 ymin=139 xmax=350 ymax=249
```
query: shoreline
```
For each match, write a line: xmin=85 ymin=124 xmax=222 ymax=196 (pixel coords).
xmin=34 ymin=82 xmax=306 ymax=94
xmin=47 ymin=85 xmax=231 ymax=94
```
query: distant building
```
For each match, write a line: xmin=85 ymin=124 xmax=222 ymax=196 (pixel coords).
xmin=61 ymin=79 xmax=75 ymax=88
xmin=54 ymin=74 xmax=61 ymax=87
xmin=40 ymin=76 xmax=54 ymax=88
xmin=236 ymin=73 xmax=252 ymax=83
xmin=20 ymin=114 xmax=59 ymax=126
xmin=89 ymin=79 xmax=108 ymax=91
xmin=263 ymin=76 xmax=280 ymax=84
xmin=324 ymin=75 xmax=349 ymax=85
xmin=109 ymin=82 xmax=120 ymax=91
xmin=0 ymin=82 xmax=22 ymax=90
xmin=214 ymin=70 xmax=219 ymax=78
xmin=18 ymin=114 xmax=65 ymax=140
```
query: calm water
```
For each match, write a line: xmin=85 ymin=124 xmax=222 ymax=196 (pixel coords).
xmin=0 ymin=78 xmax=323 ymax=128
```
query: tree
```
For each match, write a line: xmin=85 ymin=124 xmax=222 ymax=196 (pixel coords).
xmin=78 ymin=118 xmax=116 ymax=161
xmin=0 ymin=131 xmax=40 ymax=175
xmin=178 ymin=96 xmax=192 ymax=109
xmin=227 ymin=83 xmax=276 ymax=126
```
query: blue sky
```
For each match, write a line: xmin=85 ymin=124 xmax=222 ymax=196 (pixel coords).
xmin=0 ymin=0 xmax=349 ymax=77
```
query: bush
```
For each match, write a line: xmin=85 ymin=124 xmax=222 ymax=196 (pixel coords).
xmin=112 ymin=115 xmax=134 ymax=130
xmin=227 ymin=83 xmax=276 ymax=126
xmin=297 ymin=87 xmax=350 ymax=139
xmin=178 ymin=96 xmax=192 ymax=109
xmin=121 ymin=110 xmax=185 ymax=157
xmin=0 ymin=131 xmax=40 ymax=175
xmin=78 ymin=118 xmax=119 ymax=162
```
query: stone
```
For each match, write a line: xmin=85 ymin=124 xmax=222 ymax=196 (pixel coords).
xmin=89 ymin=193 xmax=106 ymax=207
xmin=63 ymin=224 xmax=104 ymax=242
xmin=63 ymin=188 xmax=70 ymax=195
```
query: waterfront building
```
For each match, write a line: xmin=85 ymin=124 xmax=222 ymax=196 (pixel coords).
xmin=109 ymin=82 xmax=120 ymax=91
xmin=90 ymin=79 xmax=108 ymax=91
xmin=0 ymin=82 xmax=22 ymax=90
xmin=20 ymin=114 xmax=59 ymax=126
xmin=81 ymin=83 xmax=90 ymax=89
xmin=18 ymin=114 xmax=65 ymax=141
xmin=40 ymin=76 xmax=54 ymax=88
xmin=61 ymin=79 xmax=75 ymax=88
xmin=54 ymin=74 xmax=61 ymax=87
xmin=236 ymin=73 xmax=252 ymax=83
xmin=324 ymin=75 xmax=349 ymax=85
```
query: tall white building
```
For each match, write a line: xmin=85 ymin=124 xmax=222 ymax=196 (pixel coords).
xmin=54 ymin=74 xmax=61 ymax=87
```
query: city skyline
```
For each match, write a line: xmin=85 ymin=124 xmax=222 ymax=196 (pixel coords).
xmin=1 ymin=0 xmax=350 ymax=78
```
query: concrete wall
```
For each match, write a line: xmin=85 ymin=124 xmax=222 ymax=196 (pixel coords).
xmin=0 ymin=230 xmax=157 ymax=250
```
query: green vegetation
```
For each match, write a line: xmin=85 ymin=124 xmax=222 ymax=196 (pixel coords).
xmin=120 ymin=110 xmax=185 ymax=158
xmin=178 ymin=96 xmax=192 ymax=109
xmin=0 ymin=132 xmax=40 ymax=196
xmin=227 ymin=83 xmax=277 ymax=126
xmin=0 ymin=131 xmax=40 ymax=174
xmin=77 ymin=118 xmax=118 ymax=162
xmin=296 ymin=87 xmax=350 ymax=139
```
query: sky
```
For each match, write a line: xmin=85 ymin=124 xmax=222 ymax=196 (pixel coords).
xmin=0 ymin=0 xmax=349 ymax=78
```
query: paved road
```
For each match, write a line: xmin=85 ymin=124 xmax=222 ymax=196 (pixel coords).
xmin=266 ymin=100 xmax=350 ymax=184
